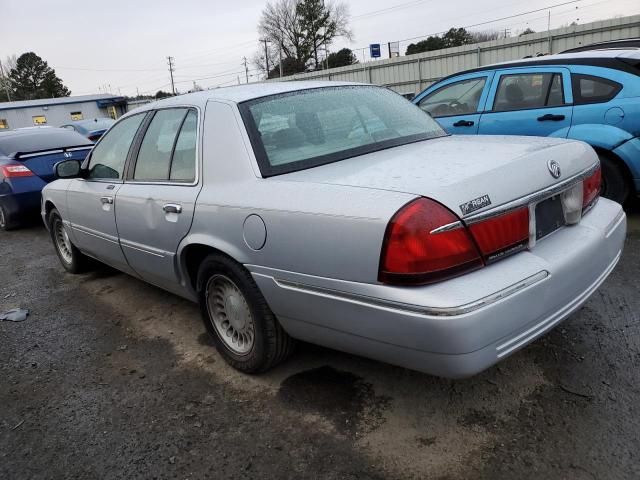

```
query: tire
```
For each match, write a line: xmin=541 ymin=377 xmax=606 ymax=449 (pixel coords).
xmin=48 ymin=208 xmax=89 ymax=274
xmin=599 ymin=153 xmax=629 ymax=205
xmin=197 ymin=253 xmax=295 ymax=373
xmin=0 ymin=203 xmax=17 ymax=231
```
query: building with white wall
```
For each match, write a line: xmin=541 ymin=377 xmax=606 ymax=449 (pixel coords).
xmin=0 ymin=94 xmax=127 ymax=130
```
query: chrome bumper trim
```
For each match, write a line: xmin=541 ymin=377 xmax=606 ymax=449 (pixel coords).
xmin=273 ymin=270 xmax=549 ymax=317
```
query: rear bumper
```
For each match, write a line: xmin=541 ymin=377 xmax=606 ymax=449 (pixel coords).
xmin=251 ymin=198 xmax=626 ymax=378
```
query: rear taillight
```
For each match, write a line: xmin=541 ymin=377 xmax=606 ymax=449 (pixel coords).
xmin=379 ymin=198 xmax=483 ymax=285
xmin=582 ymin=166 xmax=601 ymax=211
xmin=467 ymin=207 xmax=530 ymax=262
xmin=1 ymin=165 xmax=34 ymax=178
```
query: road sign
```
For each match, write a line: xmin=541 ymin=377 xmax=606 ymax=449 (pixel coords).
xmin=370 ymin=44 xmax=381 ymax=58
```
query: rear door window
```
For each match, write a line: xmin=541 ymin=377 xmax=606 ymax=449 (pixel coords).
xmin=134 ymin=108 xmax=188 ymax=181
xmin=572 ymin=74 xmax=622 ymax=105
xmin=418 ymin=77 xmax=487 ymax=117
xmin=493 ymin=73 xmax=564 ymax=111
xmin=169 ymin=109 xmax=197 ymax=182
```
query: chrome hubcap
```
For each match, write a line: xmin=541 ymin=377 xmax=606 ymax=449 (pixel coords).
xmin=0 ymin=207 xmax=5 ymax=228
xmin=54 ymin=219 xmax=73 ymax=264
xmin=205 ymin=275 xmax=254 ymax=355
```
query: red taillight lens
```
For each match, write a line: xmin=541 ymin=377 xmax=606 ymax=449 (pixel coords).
xmin=379 ymin=198 xmax=483 ymax=285
xmin=582 ymin=166 xmax=601 ymax=210
xmin=1 ymin=164 xmax=34 ymax=178
xmin=468 ymin=207 xmax=529 ymax=261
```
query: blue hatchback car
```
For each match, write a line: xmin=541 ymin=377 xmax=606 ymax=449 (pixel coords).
xmin=413 ymin=50 xmax=640 ymax=204
xmin=0 ymin=128 xmax=92 ymax=230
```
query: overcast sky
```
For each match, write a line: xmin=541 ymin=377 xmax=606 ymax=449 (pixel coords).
xmin=2 ymin=0 xmax=638 ymax=96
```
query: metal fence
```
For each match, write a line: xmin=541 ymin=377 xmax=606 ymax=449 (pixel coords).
xmin=269 ymin=14 xmax=640 ymax=95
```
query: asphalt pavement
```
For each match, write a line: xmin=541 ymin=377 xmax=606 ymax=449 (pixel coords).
xmin=1 ymin=213 xmax=639 ymax=479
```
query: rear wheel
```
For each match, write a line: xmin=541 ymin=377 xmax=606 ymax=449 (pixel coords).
xmin=197 ymin=253 xmax=295 ymax=373
xmin=0 ymin=204 xmax=16 ymax=231
xmin=48 ymin=208 xmax=89 ymax=273
xmin=599 ymin=153 xmax=630 ymax=205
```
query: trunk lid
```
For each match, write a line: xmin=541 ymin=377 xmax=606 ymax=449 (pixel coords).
xmin=18 ymin=147 xmax=91 ymax=183
xmin=279 ymin=135 xmax=597 ymax=218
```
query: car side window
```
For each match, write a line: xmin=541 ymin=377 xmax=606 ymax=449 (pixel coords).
xmin=134 ymin=108 xmax=188 ymax=181
xmin=87 ymin=114 xmax=145 ymax=180
xmin=418 ymin=77 xmax=487 ymax=117
xmin=493 ymin=73 xmax=564 ymax=112
xmin=169 ymin=109 xmax=197 ymax=182
xmin=572 ymin=74 xmax=622 ymax=105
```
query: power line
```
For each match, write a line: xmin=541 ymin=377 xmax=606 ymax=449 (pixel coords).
xmin=352 ymin=0 xmax=434 ymax=20
xmin=395 ymin=0 xmax=585 ymax=45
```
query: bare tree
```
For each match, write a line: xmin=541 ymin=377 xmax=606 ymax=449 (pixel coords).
xmin=257 ymin=0 xmax=352 ymax=74
xmin=0 ymin=55 xmax=17 ymax=102
xmin=470 ymin=31 xmax=501 ymax=43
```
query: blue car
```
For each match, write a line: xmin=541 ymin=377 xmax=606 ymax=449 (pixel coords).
xmin=0 ymin=128 xmax=92 ymax=230
xmin=413 ymin=49 xmax=640 ymax=203
xmin=60 ymin=118 xmax=115 ymax=142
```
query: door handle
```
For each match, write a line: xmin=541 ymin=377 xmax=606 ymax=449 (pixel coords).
xmin=163 ymin=203 xmax=183 ymax=214
xmin=100 ymin=196 xmax=114 ymax=205
xmin=537 ymin=114 xmax=565 ymax=122
xmin=453 ymin=120 xmax=475 ymax=127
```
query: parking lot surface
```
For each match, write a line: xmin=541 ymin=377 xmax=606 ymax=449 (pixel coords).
xmin=1 ymin=213 xmax=640 ymax=480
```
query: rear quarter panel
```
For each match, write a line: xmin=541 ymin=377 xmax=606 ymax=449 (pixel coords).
xmin=180 ymin=100 xmax=416 ymax=284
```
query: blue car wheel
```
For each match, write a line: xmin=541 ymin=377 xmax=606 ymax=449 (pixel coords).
xmin=598 ymin=153 xmax=629 ymax=205
xmin=0 ymin=203 xmax=16 ymax=231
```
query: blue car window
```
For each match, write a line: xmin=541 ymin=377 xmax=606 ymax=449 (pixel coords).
xmin=493 ymin=73 xmax=563 ymax=112
xmin=546 ymin=74 xmax=564 ymax=106
xmin=571 ymin=74 xmax=622 ymax=105
xmin=418 ymin=78 xmax=486 ymax=117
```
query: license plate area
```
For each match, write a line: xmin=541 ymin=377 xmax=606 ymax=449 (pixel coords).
xmin=534 ymin=194 xmax=565 ymax=240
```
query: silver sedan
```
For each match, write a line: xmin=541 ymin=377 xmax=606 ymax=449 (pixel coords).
xmin=42 ymin=81 xmax=626 ymax=377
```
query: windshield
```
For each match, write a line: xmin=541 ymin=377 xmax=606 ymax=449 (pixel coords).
xmin=239 ymin=86 xmax=446 ymax=177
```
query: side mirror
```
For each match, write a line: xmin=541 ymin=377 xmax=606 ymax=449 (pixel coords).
xmin=55 ymin=159 xmax=82 ymax=179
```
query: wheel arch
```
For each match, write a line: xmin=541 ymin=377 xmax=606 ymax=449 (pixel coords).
xmin=592 ymin=146 xmax=633 ymax=188
xmin=178 ymin=236 xmax=251 ymax=293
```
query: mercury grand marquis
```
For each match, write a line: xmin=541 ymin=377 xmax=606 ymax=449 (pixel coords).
xmin=42 ymin=82 xmax=626 ymax=377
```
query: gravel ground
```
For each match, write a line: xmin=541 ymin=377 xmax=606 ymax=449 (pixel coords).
xmin=1 ymin=212 xmax=639 ymax=480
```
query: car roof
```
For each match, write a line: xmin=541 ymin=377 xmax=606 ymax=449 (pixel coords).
xmin=130 ymin=81 xmax=369 ymax=113
xmin=0 ymin=128 xmax=92 ymax=157
xmin=62 ymin=118 xmax=114 ymax=127
xmin=432 ymin=49 xmax=640 ymax=85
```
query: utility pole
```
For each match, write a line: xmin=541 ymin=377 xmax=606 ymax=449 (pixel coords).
xmin=262 ymin=39 xmax=270 ymax=78
xmin=0 ymin=59 xmax=11 ymax=101
xmin=279 ymin=42 xmax=284 ymax=78
xmin=167 ymin=56 xmax=176 ymax=95
xmin=242 ymin=56 xmax=249 ymax=84
xmin=242 ymin=57 xmax=249 ymax=84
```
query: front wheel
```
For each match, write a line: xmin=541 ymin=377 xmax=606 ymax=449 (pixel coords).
xmin=599 ymin=154 xmax=630 ymax=205
xmin=197 ymin=253 xmax=295 ymax=373
xmin=48 ymin=208 xmax=89 ymax=273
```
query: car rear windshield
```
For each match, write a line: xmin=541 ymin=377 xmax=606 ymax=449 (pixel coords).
xmin=239 ymin=86 xmax=446 ymax=177
xmin=0 ymin=129 xmax=91 ymax=157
